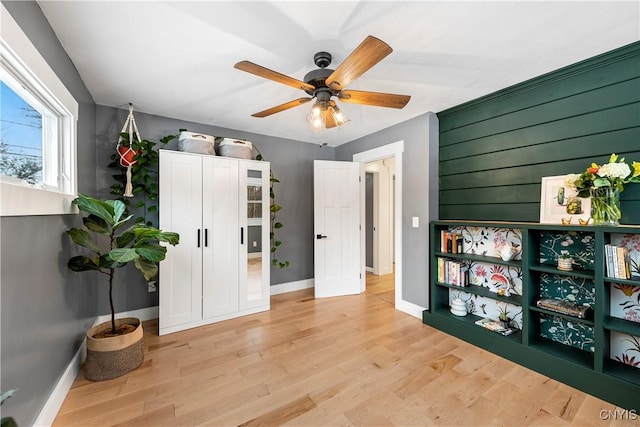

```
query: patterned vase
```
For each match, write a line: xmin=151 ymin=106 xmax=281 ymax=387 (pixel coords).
xmin=590 ymin=187 xmax=621 ymax=226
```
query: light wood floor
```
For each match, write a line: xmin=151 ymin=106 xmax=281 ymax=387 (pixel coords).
xmin=54 ymin=280 xmax=636 ymax=426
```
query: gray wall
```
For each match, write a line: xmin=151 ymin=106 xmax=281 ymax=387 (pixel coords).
xmin=336 ymin=112 xmax=439 ymax=308
xmin=0 ymin=2 xmax=98 ymax=426
xmin=96 ymin=105 xmax=335 ymax=316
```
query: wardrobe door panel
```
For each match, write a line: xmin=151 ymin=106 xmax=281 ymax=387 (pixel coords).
xmin=202 ymin=156 xmax=239 ymax=318
xmin=159 ymin=151 xmax=203 ymax=333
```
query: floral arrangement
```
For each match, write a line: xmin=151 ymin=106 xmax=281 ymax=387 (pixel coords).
xmin=564 ymin=153 xmax=640 ymax=197
xmin=564 ymin=154 xmax=640 ymax=224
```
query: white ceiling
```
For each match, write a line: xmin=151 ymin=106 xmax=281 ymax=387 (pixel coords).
xmin=37 ymin=1 xmax=639 ymax=147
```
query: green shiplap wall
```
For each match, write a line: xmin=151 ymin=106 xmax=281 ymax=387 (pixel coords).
xmin=438 ymin=41 xmax=640 ymax=224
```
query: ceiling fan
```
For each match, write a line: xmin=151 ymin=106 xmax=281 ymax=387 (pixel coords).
xmin=234 ymin=35 xmax=411 ymax=130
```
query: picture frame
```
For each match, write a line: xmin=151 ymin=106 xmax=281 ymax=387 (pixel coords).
xmin=539 ymin=175 xmax=591 ymax=224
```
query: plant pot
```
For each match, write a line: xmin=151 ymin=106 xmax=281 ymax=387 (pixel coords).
xmin=85 ymin=317 xmax=144 ymax=381
xmin=117 ymin=146 xmax=140 ymax=167
xmin=557 ymin=258 xmax=573 ymax=271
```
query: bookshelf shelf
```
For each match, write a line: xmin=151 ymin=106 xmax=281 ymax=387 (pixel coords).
xmin=529 ymin=264 xmax=595 ymax=280
xmin=604 ymin=316 xmax=640 ymax=336
xmin=435 ymin=251 xmax=522 ymax=267
xmin=424 ymin=220 xmax=640 ymax=411
xmin=435 ymin=282 xmax=523 ymax=305
xmin=604 ymin=277 xmax=640 ymax=287
xmin=529 ymin=306 xmax=594 ymax=326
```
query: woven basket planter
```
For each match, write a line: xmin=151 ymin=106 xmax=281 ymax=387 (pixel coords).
xmin=85 ymin=317 xmax=144 ymax=381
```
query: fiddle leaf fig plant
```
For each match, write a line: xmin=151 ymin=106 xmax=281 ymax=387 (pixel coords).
xmin=67 ymin=193 xmax=179 ymax=334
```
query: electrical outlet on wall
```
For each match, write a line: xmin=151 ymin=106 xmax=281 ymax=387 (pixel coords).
xmin=252 ymin=241 xmax=257 ymax=248
xmin=148 ymin=281 xmax=157 ymax=292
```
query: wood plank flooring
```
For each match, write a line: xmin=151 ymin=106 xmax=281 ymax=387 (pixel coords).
xmin=53 ymin=281 xmax=637 ymax=426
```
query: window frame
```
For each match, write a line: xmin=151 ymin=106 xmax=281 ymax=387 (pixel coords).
xmin=0 ymin=3 xmax=78 ymax=216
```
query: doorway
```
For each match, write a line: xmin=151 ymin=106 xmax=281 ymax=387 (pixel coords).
xmin=353 ymin=141 xmax=403 ymax=311
xmin=364 ymin=158 xmax=395 ymax=304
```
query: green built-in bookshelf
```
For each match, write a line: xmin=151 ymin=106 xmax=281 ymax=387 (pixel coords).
xmin=424 ymin=220 xmax=640 ymax=411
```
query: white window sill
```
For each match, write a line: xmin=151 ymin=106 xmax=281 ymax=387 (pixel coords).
xmin=1 ymin=179 xmax=77 ymax=216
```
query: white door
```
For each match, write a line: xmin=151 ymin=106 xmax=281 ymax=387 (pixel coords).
xmin=314 ymin=160 xmax=362 ymax=298
xmin=159 ymin=151 xmax=203 ymax=330
xmin=202 ymin=156 xmax=239 ymax=318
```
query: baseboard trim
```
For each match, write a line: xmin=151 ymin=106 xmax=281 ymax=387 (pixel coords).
xmin=270 ymin=278 xmax=314 ymax=295
xmin=34 ymin=306 xmax=160 ymax=426
xmin=365 ymin=266 xmax=373 ymax=272
xmin=396 ymin=299 xmax=426 ymax=319
xmin=33 ymin=337 xmax=86 ymax=427
xmin=94 ymin=306 xmax=159 ymax=325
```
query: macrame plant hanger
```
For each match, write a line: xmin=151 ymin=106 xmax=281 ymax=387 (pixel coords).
xmin=116 ymin=103 xmax=141 ymax=197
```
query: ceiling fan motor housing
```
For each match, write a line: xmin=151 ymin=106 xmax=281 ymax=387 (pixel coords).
xmin=304 ymin=68 xmax=335 ymax=96
xmin=314 ymin=51 xmax=332 ymax=68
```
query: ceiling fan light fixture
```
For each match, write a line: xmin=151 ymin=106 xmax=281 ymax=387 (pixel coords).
xmin=329 ymin=104 xmax=350 ymax=127
xmin=306 ymin=102 xmax=326 ymax=131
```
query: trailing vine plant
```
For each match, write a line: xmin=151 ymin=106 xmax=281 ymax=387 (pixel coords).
xmin=234 ymin=140 xmax=289 ymax=268
xmin=108 ymin=131 xmax=178 ymax=226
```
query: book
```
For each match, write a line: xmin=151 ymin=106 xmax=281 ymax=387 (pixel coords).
xmin=441 ymin=230 xmax=448 ymax=253
xmin=437 ymin=257 xmax=445 ymax=283
xmin=474 ymin=318 xmax=518 ymax=336
xmin=605 ymin=244 xmax=615 ymax=278
xmin=616 ymin=246 xmax=630 ymax=279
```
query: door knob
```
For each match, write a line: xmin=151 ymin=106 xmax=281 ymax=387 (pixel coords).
xmin=316 ymin=234 xmax=328 ymax=239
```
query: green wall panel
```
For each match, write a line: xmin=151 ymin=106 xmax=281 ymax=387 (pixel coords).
xmin=438 ymin=41 xmax=640 ymax=224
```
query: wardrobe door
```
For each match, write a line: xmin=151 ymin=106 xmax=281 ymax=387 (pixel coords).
xmin=238 ymin=160 xmax=271 ymax=311
xmin=202 ymin=156 xmax=239 ymax=318
xmin=159 ymin=151 xmax=203 ymax=334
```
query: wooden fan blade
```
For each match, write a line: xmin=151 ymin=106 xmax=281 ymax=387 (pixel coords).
xmin=235 ymin=61 xmax=315 ymax=92
xmin=339 ymin=90 xmax=410 ymax=109
xmin=325 ymin=36 xmax=393 ymax=91
xmin=251 ymin=98 xmax=312 ymax=118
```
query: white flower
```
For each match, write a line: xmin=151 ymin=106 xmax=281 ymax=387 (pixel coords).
xmin=598 ymin=162 xmax=630 ymax=179
xmin=564 ymin=174 xmax=580 ymax=190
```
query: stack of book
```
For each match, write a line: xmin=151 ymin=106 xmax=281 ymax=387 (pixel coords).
xmin=437 ymin=258 xmax=469 ymax=287
xmin=604 ymin=244 xmax=632 ymax=279
xmin=474 ymin=318 xmax=518 ymax=336
xmin=440 ymin=230 xmax=463 ymax=254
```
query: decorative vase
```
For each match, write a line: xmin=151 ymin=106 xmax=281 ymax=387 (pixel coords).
xmin=450 ymin=298 xmax=468 ymax=316
xmin=590 ymin=187 xmax=621 ymax=226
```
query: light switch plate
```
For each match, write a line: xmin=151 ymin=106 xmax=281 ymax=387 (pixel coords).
xmin=412 ymin=217 xmax=419 ymax=228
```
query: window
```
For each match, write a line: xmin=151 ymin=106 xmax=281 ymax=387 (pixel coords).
xmin=0 ymin=4 xmax=78 ymax=216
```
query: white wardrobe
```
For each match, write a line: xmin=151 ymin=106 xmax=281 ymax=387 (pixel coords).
xmin=158 ymin=149 xmax=270 ymax=335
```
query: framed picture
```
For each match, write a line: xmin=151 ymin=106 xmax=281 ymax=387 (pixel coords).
xmin=539 ymin=175 xmax=591 ymax=224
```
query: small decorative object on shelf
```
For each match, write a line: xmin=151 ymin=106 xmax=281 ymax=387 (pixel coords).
xmin=498 ymin=243 xmax=520 ymax=261
xmin=557 ymin=251 xmax=573 ymax=271
xmin=565 ymin=153 xmax=640 ymax=225
xmin=536 ymin=298 xmax=591 ymax=319
xmin=450 ymin=298 xmax=468 ymax=316
xmin=497 ymin=303 xmax=512 ymax=329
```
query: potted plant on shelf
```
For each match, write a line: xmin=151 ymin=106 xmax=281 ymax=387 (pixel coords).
xmin=66 ymin=193 xmax=179 ymax=381
xmin=498 ymin=304 xmax=511 ymax=329
xmin=557 ymin=250 xmax=573 ymax=271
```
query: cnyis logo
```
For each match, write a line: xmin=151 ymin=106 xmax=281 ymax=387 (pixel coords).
xmin=599 ymin=409 xmax=638 ymax=420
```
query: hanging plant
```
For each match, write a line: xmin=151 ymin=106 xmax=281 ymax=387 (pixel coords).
xmin=108 ymin=132 xmax=178 ymax=226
